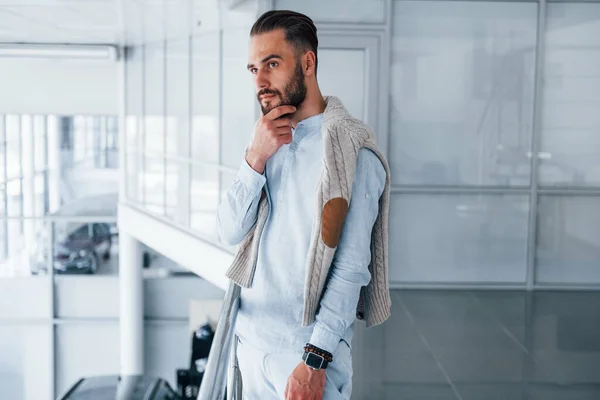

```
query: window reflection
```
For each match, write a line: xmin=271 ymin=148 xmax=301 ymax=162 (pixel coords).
xmin=0 ymin=114 xmax=119 ymax=278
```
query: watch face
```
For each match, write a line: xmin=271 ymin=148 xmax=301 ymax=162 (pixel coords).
xmin=304 ymin=352 xmax=324 ymax=370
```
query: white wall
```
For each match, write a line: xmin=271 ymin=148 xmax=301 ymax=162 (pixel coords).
xmin=0 ymin=58 xmax=118 ymax=115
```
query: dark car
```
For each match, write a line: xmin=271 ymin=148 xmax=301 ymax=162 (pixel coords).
xmin=31 ymin=222 xmax=113 ymax=275
xmin=53 ymin=222 xmax=113 ymax=274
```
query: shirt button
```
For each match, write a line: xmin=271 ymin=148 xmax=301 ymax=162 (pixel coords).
xmin=365 ymin=193 xmax=370 ymax=199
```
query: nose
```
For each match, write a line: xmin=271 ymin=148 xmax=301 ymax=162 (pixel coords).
xmin=255 ymin=70 xmax=269 ymax=90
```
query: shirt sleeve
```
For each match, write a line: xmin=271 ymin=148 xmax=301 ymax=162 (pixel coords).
xmin=309 ymin=147 xmax=386 ymax=355
xmin=216 ymin=158 xmax=267 ymax=246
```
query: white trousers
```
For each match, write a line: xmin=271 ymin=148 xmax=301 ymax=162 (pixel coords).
xmin=235 ymin=336 xmax=353 ymax=400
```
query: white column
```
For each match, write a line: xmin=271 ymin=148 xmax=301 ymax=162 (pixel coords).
xmin=119 ymin=231 xmax=143 ymax=375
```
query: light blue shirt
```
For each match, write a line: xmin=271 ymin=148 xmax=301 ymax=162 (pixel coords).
xmin=216 ymin=113 xmax=386 ymax=355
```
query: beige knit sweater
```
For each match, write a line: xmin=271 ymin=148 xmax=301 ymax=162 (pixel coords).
xmin=225 ymin=96 xmax=391 ymax=328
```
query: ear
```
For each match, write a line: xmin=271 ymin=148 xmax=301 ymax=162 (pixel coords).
xmin=303 ymin=51 xmax=316 ymax=77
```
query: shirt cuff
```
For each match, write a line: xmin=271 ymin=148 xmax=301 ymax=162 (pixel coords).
xmin=309 ymin=323 xmax=341 ymax=356
xmin=237 ymin=159 xmax=266 ymax=191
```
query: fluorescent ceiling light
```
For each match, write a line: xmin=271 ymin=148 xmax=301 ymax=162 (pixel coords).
xmin=0 ymin=44 xmax=118 ymax=61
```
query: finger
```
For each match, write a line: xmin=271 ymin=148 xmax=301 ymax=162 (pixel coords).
xmin=277 ymin=134 xmax=293 ymax=145
xmin=266 ymin=105 xmax=296 ymax=120
xmin=276 ymin=128 xmax=292 ymax=136
xmin=273 ymin=117 xmax=292 ymax=128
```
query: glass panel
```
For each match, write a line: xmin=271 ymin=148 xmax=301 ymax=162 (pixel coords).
xmin=33 ymin=173 xmax=46 ymax=217
xmin=190 ymin=165 xmax=219 ymax=240
xmin=192 ymin=1 xmax=219 ymax=35
xmin=145 ymin=42 xmax=166 ymax=155
xmin=86 ymin=117 xmax=95 ymax=161
xmin=166 ymin=38 xmax=190 ymax=156
xmin=536 ymin=196 xmax=600 ymax=284
xmin=165 ymin=159 xmax=180 ymax=220
xmin=539 ymin=3 xmax=600 ymax=187
xmin=106 ymin=117 xmax=118 ymax=169
xmin=126 ymin=45 xmax=144 ymax=149
xmin=5 ymin=115 xmax=21 ymax=180
xmin=93 ymin=117 xmax=106 ymax=168
xmin=126 ymin=116 xmax=140 ymax=151
xmin=318 ymin=48 xmax=366 ymax=121
xmin=47 ymin=116 xmax=61 ymax=215
xmin=0 ymin=117 xmax=4 ymax=184
xmin=26 ymin=218 xmax=45 ymax=276
xmin=165 ymin=0 xmax=192 ymax=41
xmin=221 ymin=29 xmax=256 ymax=168
xmin=51 ymin=220 xmax=116 ymax=276
xmin=0 ymin=116 xmax=5 ymax=181
xmin=275 ymin=0 xmax=386 ymax=24
xmin=126 ymin=148 xmax=143 ymax=204
xmin=389 ymin=1 xmax=537 ymax=186
xmin=55 ymin=324 xmax=119 ymax=397
xmin=0 ymin=324 xmax=53 ymax=400
xmin=33 ymin=116 xmax=47 ymax=172
xmin=1 ymin=219 xmax=51 ymax=277
xmin=0 ymin=200 xmax=5 ymax=260
xmin=143 ymin=155 xmax=165 ymax=215
xmin=192 ymin=32 xmax=220 ymax=164
xmin=72 ymin=116 xmax=86 ymax=166
xmin=6 ymin=178 xmax=21 ymax=217
xmin=58 ymin=117 xmax=119 ymax=207
xmin=389 ymin=194 xmax=529 ymax=283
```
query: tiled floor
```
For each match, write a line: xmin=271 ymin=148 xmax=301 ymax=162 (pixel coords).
xmin=350 ymin=290 xmax=600 ymax=400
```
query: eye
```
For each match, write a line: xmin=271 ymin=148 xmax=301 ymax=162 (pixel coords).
xmin=268 ymin=61 xmax=278 ymax=68
xmin=249 ymin=67 xmax=258 ymax=74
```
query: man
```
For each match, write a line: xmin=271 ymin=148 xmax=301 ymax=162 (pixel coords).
xmin=216 ymin=10 xmax=391 ymax=400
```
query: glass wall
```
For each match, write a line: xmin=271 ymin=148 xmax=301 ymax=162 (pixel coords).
xmin=388 ymin=0 xmax=600 ymax=286
xmin=0 ymin=114 xmax=119 ymax=277
xmin=0 ymin=113 xmax=119 ymax=399
xmin=124 ymin=0 xmax=259 ymax=248
xmin=123 ymin=0 xmax=600 ymax=288
xmin=535 ymin=3 xmax=600 ymax=284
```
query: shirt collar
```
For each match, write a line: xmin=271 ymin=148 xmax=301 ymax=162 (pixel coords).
xmin=295 ymin=113 xmax=324 ymax=130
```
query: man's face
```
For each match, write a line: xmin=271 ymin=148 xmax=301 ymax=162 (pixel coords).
xmin=247 ymin=29 xmax=307 ymax=115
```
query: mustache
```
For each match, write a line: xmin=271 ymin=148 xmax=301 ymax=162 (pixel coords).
xmin=257 ymin=89 xmax=281 ymax=99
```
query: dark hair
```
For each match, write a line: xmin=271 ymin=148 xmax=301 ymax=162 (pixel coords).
xmin=250 ymin=10 xmax=318 ymax=72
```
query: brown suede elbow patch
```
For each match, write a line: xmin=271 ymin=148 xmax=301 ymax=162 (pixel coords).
xmin=321 ymin=197 xmax=349 ymax=248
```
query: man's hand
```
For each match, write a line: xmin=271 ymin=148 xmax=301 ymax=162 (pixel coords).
xmin=284 ymin=362 xmax=326 ymax=400
xmin=246 ymin=105 xmax=296 ymax=174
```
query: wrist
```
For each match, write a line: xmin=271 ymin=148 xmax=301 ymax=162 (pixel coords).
xmin=301 ymin=362 xmax=325 ymax=376
xmin=246 ymin=149 xmax=266 ymax=174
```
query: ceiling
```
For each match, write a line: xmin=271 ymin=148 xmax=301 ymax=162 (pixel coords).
xmin=0 ymin=0 xmax=235 ymax=45
xmin=0 ymin=0 xmax=124 ymax=44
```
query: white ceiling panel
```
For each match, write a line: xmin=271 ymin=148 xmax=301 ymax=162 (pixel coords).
xmin=0 ymin=0 xmax=254 ymax=45
xmin=0 ymin=1 xmax=121 ymax=44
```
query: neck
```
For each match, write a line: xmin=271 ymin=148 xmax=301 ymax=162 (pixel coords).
xmin=290 ymin=85 xmax=326 ymax=128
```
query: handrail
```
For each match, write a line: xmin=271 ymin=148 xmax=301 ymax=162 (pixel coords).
xmin=197 ymin=281 xmax=242 ymax=400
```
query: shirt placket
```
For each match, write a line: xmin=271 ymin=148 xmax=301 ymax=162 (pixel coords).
xmin=274 ymin=128 xmax=302 ymax=221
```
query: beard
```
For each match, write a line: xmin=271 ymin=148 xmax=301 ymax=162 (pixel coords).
xmin=258 ymin=60 xmax=307 ymax=116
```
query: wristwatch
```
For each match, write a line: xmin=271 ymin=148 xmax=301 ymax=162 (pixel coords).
xmin=302 ymin=350 xmax=329 ymax=370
